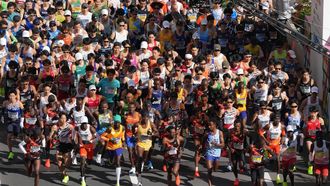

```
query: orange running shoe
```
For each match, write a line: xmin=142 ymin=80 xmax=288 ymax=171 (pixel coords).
xmin=45 ymin=159 xmax=51 ymax=168
xmin=175 ymin=175 xmax=181 ymax=186
xmin=162 ymin=164 xmax=167 ymax=172
xmin=194 ymin=170 xmax=200 ymax=177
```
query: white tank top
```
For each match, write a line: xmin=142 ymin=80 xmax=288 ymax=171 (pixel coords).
xmin=223 ymin=108 xmax=237 ymax=128
xmin=254 ymin=87 xmax=268 ymax=103
xmin=268 ymin=123 xmax=281 ymax=140
xmin=139 ymin=71 xmax=150 ymax=89
xmin=79 ymin=124 xmax=93 ymax=142
xmin=114 ymin=30 xmax=128 ymax=43
xmin=258 ymin=111 xmax=270 ymax=128
xmin=313 ymin=140 xmax=329 ymax=165
xmin=73 ymin=107 xmax=85 ymax=126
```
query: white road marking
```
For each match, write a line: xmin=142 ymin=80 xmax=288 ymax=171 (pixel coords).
xmin=129 ymin=174 xmax=138 ymax=185
xmin=264 ymin=172 xmax=274 ymax=186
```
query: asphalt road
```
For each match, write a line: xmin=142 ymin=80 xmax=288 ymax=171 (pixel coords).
xmin=0 ymin=125 xmax=322 ymax=186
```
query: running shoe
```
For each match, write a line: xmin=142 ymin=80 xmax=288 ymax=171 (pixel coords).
xmin=129 ymin=167 xmax=136 ymax=174
xmin=72 ymin=157 xmax=78 ymax=165
xmin=194 ymin=170 xmax=200 ymax=177
xmin=81 ymin=179 xmax=86 ymax=186
xmin=175 ymin=175 xmax=181 ymax=186
xmin=96 ymin=154 xmax=102 ymax=164
xmin=62 ymin=175 xmax=69 ymax=184
xmin=227 ymin=165 xmax=232 ymax=172
xmin=234 ymin=178 xmax=239 ymax=186
xmin=307 ymin=165 xmax=313 ymax=175
xmin=7 ymin=152 xmax=14 ymax=160
xmin=44 ymin=159 xmax=51 ymax=168
xmin=162 ymin=164 xmax=167 ymax=172
xmin=276 ymin=174 xmax=282 ymax=184
xmin=282 ymin=182 xmax=288 ymax=186
xmin=147 ymin=161 xmax=154 ymax=170
xmin=116 ymin=184 xmax=120 ymax=186
xmin=138 ymin=182 xmax=143 ymax=186
xmin=292 ymin=166 xmax=296 ymax=172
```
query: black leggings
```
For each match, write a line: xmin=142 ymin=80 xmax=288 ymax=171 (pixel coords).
xmin=251 ymin=166 xmax=264 ymax=184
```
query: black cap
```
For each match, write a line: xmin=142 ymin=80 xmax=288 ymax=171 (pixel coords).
xmin=82 ymin=3 xmax=88 ymax=9
xmin=49 ymin=20 xmax=56 ymax=27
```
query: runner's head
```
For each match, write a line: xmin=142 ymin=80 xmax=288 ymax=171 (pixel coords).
xmin=167 ymin=125 xmax=176 ymax=139
xmin=234 ymin=119 xmax=242 ymax=131
xmin=208 ymin=118 xmax=218 ymax=131
xmin=309 ymin=106 xmax=319 ymax=119
xmin=80 ymin=116 xmax=89 ymax=130
xmin=113 ymin=114 xmax=122 ymax=129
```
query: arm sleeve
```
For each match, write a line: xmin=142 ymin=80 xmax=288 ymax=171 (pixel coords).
xmin=19 ymin=141 xmax=27 ymax=154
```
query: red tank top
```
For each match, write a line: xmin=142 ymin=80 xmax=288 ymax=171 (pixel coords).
xmin=306 ymin=119 xmax=321 ymax=139
xmin=57 ymin=74 xmax=72 ymax=92
xmin=86 ymin=95 xmax=101 ymax=110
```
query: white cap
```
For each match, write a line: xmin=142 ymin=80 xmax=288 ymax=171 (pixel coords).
xmin=128 ymin=79 xmax=136 ymax=88
xmin=101 ymin=9 xmax=108 ymax=15
xmin=81 ymin=116 xmax=89 ymax=123
xmin=288 ymin=50 xmax=296 ymax=59
xmin=185 ymin=53 xmax=193 ymax=59
xmin=201 ymin=19 xmax=208 ymax=25
xmin=311 ymin=86 xmax=318 ymax=93
xmin=237 ymin=68 xmax=244 ymax=75
xmin=75 ymin=52 xmax=83 ymax=61
xmin=286 ymin=125 xmax=294 ymax=132
xmin=192 ymin=32 xmax=200 ymax=40
xmin=89 ymin=84 xmax=96 ymax=90
xmin=162 ymin=20 xmax=170 ymax=28
xmin=0 ymin=38 xmax=6 ymax=46
xmin=141 ymin=41 xmax=148 ymax=49
xmin=42 ymin=46 xmax=50 ymax=53
xmin=22 ymin=30 xmax=30 ymax=38
xmin=57 ymin=40 xmax=65 ymax=46
xmin=64 ymin=10 xmax=71 ymax=16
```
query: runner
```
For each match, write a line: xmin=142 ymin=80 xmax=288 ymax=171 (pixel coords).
xmin=136 ymin=113 xmax=158 ymax=186
xmin=49 ymin=112 xmax=75 ymax=184
xmin=305 ymin=106 xmax=325 ymax=175
xmin=3 ymin=90 xmax=24 ymax=160
xmin=18 ymin=127 xmax=44 ymax=186
xmin=77 ymin=116 xmax=96 ymax=186
xmin=205 ymin=118 xmax=225 ymax=186
xmin=163 ymin=126 xmax=184 ymax=186
xmin=310 ymin=131 xmax=329 ymax=186
xmin=229 ymin=120 xmax=247 ymax=186
xmin=281 ymin=125 xmax=297 ymax=186
xmin=101 ymin=115 xmax=125 ymax=186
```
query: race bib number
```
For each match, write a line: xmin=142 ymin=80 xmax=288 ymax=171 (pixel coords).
xmin=8 ymin=112 xmax=19 ymax=120
xmin=168 ymin=147 xmax=177 ymax=155
xmin=188 ymin=14 xmax=197 ymax=22
xmin=141 ymin=135 xmax=149 ymax=142
xmin=270 ymin=132 xmax=279 ymax=140
xmin=233 ymin=142 xmax=244 ymax=150
xmin=106 ymin=87 xmax=116 ymax=94
xmin=112 ymin=137 xmax=120 ymax=144
xmin=224 ymin=116 xmax=235 ymax=125
xmin=195 ymin=126 xmax=205 ymax=134
xmin=308 ymin=130 xmax=316 ymax=136
xmin=252 ymin=155 xmax=262 ymax=163
xmin=31 ymin=145 xmax=41 ymax=153
xmin=26 ymin=118 xmax=37 ymax=125
xmin=300 ymin=86 xmax=310 ymax=94
xmin=99 ymin=115 xmax=109 ymax=124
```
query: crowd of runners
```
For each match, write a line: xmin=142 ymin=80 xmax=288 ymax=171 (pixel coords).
xmin=0 ymin=0 xmax=329 ymax=186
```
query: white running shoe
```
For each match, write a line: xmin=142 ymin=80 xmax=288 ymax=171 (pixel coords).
xmin=227 ymin=165 xmax=232 ymax=171
xmin=96 ymin=154 xmax=102 ymax=164
xmin=72 ymin=157 xmax=78 ymax=165
xmin=138 ymin=182 xmax=142 ymax=186
xmin=129 ymin=167 xmax=136 ymax=174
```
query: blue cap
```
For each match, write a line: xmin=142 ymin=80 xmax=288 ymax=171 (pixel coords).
xmin=113 ymin=115 xmax=122 ymax=123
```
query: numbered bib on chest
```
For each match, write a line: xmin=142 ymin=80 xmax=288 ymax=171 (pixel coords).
xmin=233 ymin=142 xmax=244 ymax=150
xmin=270 ymin=132 xmax=280 ymax=140
xmin=168 ymin=147 xmax=177 ymax=155
xmin=31 ymin=145 xmax=41 ymax=153
xmin=112 ymin=137 xmax=120 ymax=144
xmin=26 ymin=118 xmax=37 ymax=125
xmin=8 ymin=111 xmax=19 ymax=120
xmin=141 ymin=134 xmax=149 ymax=142
xmin=308 ymin=129 xmax=316 ymax=136
xmin=252 ymin=155 xmax=263 ymax=163
xmin=195 ymin=126 xmax=205 ymax=134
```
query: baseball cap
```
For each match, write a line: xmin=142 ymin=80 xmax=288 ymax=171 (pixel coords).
xmin=75 ymin=52 xmax=83 ymax=61
xmin=64 ymin=10 xmax=71 ymax=16
xmin=222 ymin=61 xmax=230 ymax=69
xmin=101 ymin=9 xmax=108 ymax=15
xmin=237 ymin=68 xmax=244 ymax=75
xmin=311 ymin=86 xmax=318 ymax=93
xmin=22 ymin=30 xmax=30 ymax=38
xmin=286 ymin=125 xmax=294 ymax=132
xmin=89 ymin=84 xmax=96 ymax=91
xmin=141 ymin=41 xmax=148 ymax=49
xmin=81 ymin=116 xmax=89 ymax=124
xmin=42 ymin=46 xmax=50 ymax=53
xmin=49 ymin=20 xmax=56 ymax=27
xmin=0 ymin=38 xmax=6 ymax=46
xmin=128 ymin=79 xmax=136 ymax=88
xmin=214 ymin=44 xmax=221 ymax=51
xmin=114 ymin=115 xmax=122 ymax=123
xmin=288 ymin=50 xmax=296 ymax=59
xmin=185 ymin=54 xmax=193 ymax=59
xmin=162 ymin=20 xmax=170 ymax=28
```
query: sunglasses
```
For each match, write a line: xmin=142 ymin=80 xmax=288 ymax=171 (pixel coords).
xmin=104 ymin=40 xmax=109 ymax=42
xmin=63 ymin=51 xmax=70 ymax=53
xmin=119 ymin=24 xmax=125 ymax=27
xmin=291 ymin=105 xmax=298 ymax=108
xmin=227 ymin=101 xmax=233 ymax=103
xmin=261 ymin=107 xmax=267 ymax=109
xmin=275 ymin=67 xmax=282 ymax=70
xmin=90 ymin=89 xmax=96 ymax=91
xmin=258 ymin=81 xmax=264 ymax=84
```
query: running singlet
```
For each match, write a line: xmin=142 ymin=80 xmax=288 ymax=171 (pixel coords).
xmin=235 ymin=89 xmax=247 ymax=112
xmin=125 ymin=113 xmax=140 ymax=137
xmin=313 ymin=140 xmax=329 ymax=165
xmin=258 ymin=111 xmax=270 ymax=128
xmin=58 ymin=124 xmax=72 ymax=143
xmin=223 ymin=108 xmax=237 ymax=129
xmin=26 ymin=138 xmax=43 ymax=158
xmin=267 ymin=123 xmax=282 ymax=146
xmin=205 ymin=129 xmax=221 ymax=157
xmin=137 ymin=122 xmax=152 ymax=149
xmin=6 ymin=102 xmax=22 ymax=122
xmin=72 ymin=107 xmax=86 ymax=126
xmin=250 ymin=146 xmax=264 ymax=167
xmin=281 ymin=139 xmax=297 ymax=162
xmin=24 ymin=113 xmax=38 ymax=129
xmin=102 ymin=125 xmax=124 ymax=150
xmin=78 ymin=124 xmax=93 ymax=143
xmin=306 ymin=119 xmax=321 ymax=139
xmin=286 ymin=113 xmax=301 ymax=132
